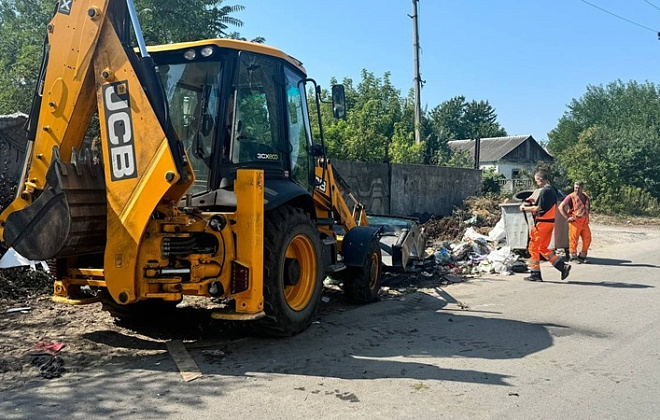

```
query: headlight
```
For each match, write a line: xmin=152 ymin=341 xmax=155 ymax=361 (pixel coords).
xmin=183 ymin=49 xmax=196 ymax=60
xmin=201 ymin=47 xmax=214 ymax=57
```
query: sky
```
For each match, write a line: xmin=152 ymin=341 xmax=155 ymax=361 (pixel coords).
xmin=235 ymin=0 xmax=660 ymax=141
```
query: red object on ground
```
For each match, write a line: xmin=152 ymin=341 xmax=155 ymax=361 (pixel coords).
xmin=29 ymin=341 xmax=66 ymax=355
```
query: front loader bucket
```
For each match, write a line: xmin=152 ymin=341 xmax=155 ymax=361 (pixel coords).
xmin=367 ymin=215 xmax=427 ymax=271
xmin=4 ymin=148 xmax=107 ymax=260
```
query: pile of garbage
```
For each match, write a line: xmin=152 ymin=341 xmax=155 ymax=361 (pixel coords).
xmin=422 ymin=195 xmax=506 ymax=241
xmin=425 ymin=226 xmax=527 ymax=277
xmin=0 ymin=267 xmax=52 ymax=302
xmin=417 ymin=194 xmax=528 ymax=278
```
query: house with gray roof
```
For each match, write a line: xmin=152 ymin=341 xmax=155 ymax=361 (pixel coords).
xmin=447 ymin=135 xmax=553 ymax=179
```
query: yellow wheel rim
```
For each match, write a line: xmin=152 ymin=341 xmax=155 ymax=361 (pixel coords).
xmin=368 ymin=252 xmax=380 ymax=289
xmin=283 ymin=234 xmax=317 ymax=311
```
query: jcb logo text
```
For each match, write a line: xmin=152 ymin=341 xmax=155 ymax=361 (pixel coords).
xmin=103 ymin=82 xmax=137 ymax=181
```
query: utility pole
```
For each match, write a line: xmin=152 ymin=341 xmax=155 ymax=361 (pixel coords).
xmin=474 ymin=137 xmax=481 ymax=170
xmin=411 ymin=0 xmax=422 ymax=145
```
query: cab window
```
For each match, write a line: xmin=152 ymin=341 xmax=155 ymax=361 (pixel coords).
xmin=284 ymin=66 xmax=313 ymax=191
xmin=231 ymin=52 xmax=284 ymax=166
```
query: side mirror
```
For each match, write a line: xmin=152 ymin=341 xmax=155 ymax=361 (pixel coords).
xmin=331 ymin=84 xmax=346 ymax=120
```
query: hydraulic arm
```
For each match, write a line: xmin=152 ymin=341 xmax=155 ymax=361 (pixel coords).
xmin=0 ymin=0 xmax=264 ymax=311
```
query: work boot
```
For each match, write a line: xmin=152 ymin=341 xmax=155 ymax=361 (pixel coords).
xmin=577 ymin=256 xmax=588 ymax=264
xmin=524 ymin=271 xmax=543 ymax=282
xmin=561 ymin=263 xmax=572 ymax=280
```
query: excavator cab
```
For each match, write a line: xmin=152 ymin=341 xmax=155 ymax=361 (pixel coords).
xmin=150 ymin=42 xmax=316 ymax=210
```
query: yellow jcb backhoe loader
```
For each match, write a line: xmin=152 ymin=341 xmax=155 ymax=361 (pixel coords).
xmin=0 ymin=0 xmax=384 ymax=336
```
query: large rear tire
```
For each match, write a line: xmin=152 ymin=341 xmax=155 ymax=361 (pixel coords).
xmin=341 ymin=236 xmax=382 ymax=303
xmin=253 ymin=205 xmax=324 ymax=336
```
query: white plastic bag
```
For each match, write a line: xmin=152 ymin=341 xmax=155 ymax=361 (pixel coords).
xmin=0 ymin=248 xmax=50 ymax=271
xmin=486 ymin=246 xmax=517 ymax=274
xmin=462 ymin=227 xmax=490 ymax=244
xmin=488 ymin=217 xmax=506 ymax=243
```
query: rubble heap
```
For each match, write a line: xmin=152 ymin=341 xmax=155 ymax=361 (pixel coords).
xmin=421 ymin=194 xmax=528 ymax=275
xmin=422 ymin=194 xmax=507 ymax=243
xmin=0 ymin=267 xmax=52 ymax=303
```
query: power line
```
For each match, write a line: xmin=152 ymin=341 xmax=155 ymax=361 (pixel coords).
xmin=643 ymin=0 xmax=660 ymax=13
xmin=578 ymin=0 xmax=658 ymax=34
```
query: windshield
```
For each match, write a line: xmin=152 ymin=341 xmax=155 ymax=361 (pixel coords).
xmin=157 ymin=60 xmax=223 ymax=195
xmin=231 ymin=52 xmax=285 ymax=167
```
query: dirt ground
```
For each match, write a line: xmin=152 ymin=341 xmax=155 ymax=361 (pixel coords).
xmin=2 ymin=214 xmax=659 ymax=392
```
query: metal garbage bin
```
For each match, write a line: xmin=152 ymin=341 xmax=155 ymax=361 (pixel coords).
xmin=500 ymin=203 xmax=532 ymax=249
xmin=550 ymin=206 xmax=569 ymax=251
xmin=500 ymin=197 xmax=568 ymax=251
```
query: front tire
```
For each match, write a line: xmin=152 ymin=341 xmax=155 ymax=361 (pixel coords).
xmin=341 ymin=236 xmax=382 ymax=303
xmin=253 ymin=205 xmax=324 ymax=336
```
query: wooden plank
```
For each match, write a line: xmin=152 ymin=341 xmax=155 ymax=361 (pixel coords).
xmin=166 ymin=340 xmax=202 ymax=382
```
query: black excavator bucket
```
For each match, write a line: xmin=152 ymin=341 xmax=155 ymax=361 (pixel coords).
xmin=3 ymin=147 xmax=107 ymax=260
xmin=368 ymin=215 xmax=427 ymax=271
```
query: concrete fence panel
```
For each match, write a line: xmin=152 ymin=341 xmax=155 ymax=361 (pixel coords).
xmin=333 ymin=160 xmax=482 ymax=218
xmin=390 ymin=163 xmax=481 ymax=217
xmin=332 ymin=160 xmax=391 ymax=215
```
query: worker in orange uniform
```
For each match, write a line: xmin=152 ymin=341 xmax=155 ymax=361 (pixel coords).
xmin=558 ymin=180 xmax=591 ymax=264
xmin=519 ymin=171 xmax=572 ymax=282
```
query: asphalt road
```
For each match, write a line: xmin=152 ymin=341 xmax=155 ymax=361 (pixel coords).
xmin=1 ymin=230 xmax=659 ymax=419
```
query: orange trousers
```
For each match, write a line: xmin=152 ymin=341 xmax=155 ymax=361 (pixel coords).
xmin=528 ymin=221 xmax=563 ymax=272
xmin=568 ymin=220 xmax=591 ymax=258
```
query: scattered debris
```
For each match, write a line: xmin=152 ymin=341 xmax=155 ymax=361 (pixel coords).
xmin=0 ymin=248 xmax=50 ymax=271
xmin=406 ymin=195 xmax=529 ymax=284
xmin=26 ymin=341 xmax=66 ymax=379
xmin=422 ymin=195 xmax=505 ymax=241
xmin=29 ymin=354 xmax=65 ymax=379
xmin=0 ymin=266 xmax=53 ymax=301
xmin=167 ymin=340 xmax=203 ymax=382
xmin=201 ymin=349 xmax=226 ymax=358
xmin=444 ymin=274 xmax=464 ymax=284
xmin=6 ymin=307 xmax=31 ymax=314
xmin=29 ymin=341 xmax=66 ymax=355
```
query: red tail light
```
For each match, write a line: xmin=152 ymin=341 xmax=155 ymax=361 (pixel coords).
xmin=231 ymin=262 xmax=249 ymax=294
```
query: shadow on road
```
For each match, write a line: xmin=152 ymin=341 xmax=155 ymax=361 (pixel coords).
xmin=583 ymin=257 xmax=659 ymax=269
xmin=542 ymin=280 xmax=654 ymax=288
xmin=71 ymin=292 xmax=560 ymax=386
xmin=3 ymin=290 xmax=605 ymax=418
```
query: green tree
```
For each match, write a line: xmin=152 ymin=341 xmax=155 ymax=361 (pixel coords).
xmin=429 ymin=96 xmax=507 ymax=141
xmin=0 ymin=0 xmax=54 ymax=113
xmin=136 ymin=0 xmax=245 ymax=44
xmin=548 ymin=80 xmax=660 ymax=155
xmin=482 ymin=168 xmax=505 ymax=194
xmin=445 ymin=149 xmax=472 ymax=168
xmin=427 ymin=96 xmax=507 ymax=166
xmin=389 ymin=90 xmax=430 ymax=164
xmin=310 ymin=75 xmax=509 ymax=167
xmin=548 ymin=80 xmax=660 ymax=214
xmin=226 ymin=32 xmax=265 ymax=43
xmin=314 ymin=70 xmax=409 ymax=163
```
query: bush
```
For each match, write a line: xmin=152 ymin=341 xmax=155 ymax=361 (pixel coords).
xmin=592 ymin=185 xmax=660 ymax=216
xmin=482 ymin=169 xmax=505 ymax=194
